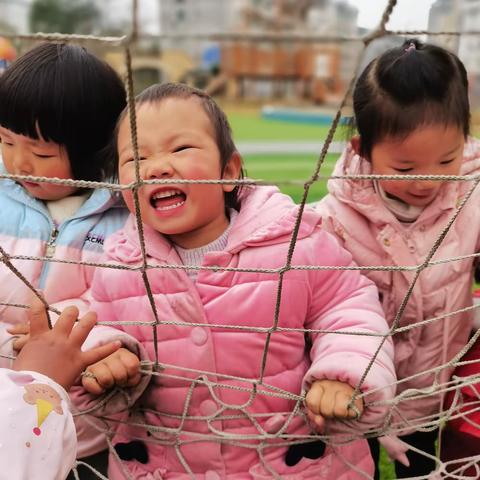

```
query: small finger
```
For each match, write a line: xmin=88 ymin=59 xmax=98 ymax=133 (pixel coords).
xmin=119 ymin=351 xmax=141 ymax=379
xmin=28 ymin=296 xmax=50 ymax=337
xmin=107 ymin=358 xmax=131 ymax=387
xmin=305 ymin=383 xmax=325 ymax=415
xmin=53 ymin=306 xmax=79 ymax=337
xmin=318 ymin=390 xmax=336 ymax=419
xmin=307 ymin=409 xmax=325 ymax=431
xmin=13 ymin=335 xmax=29 ymax=352
xmin=125 ymin=372 xmax=142 ymax=388
xmin=331 ymin=391 xmax=352 ymax=418
xmin=69 ymin=311 xmax=98 ymax=347
xmin=7 ymin=323 xmax=30 ymax=335
xmin=82 ymin=341 xmax=121 ymax=368
xmin=81 ymin=371 xmax=105 ymax=395
xmin=88 ymin=363 xmax=115 ymax=391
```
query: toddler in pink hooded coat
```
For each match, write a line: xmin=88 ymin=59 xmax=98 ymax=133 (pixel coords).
xmin=316 ymin=39 xmax=480 ymax=478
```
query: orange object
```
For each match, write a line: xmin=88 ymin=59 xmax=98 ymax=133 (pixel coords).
xmin=0 ymin=37 xmax=16 ymax=61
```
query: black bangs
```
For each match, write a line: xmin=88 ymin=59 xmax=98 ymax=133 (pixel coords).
xmin=353 ymin=39 xmax=470 ymax=159
xmin=0 ymin=43 xmax=126 ymax=182
xmin=356 ymin=97 xmax=470 ymax=159
xmin=0 ymin=46 xmax=58 ymax=141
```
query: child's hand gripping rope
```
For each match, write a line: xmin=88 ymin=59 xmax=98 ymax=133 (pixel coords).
xmin=81 ymin=348 xmax=142 ymax=395
xmin=285 ymin=379 xmax=365 ymax=466
xmin=13 ymin=296 xmax=122 ymax=391
xmin=305 ymin=379 xmax=364 ymax=430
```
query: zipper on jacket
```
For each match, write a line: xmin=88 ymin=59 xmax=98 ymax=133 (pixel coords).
xmin=45 ymin=225 xmax=59 ymax=259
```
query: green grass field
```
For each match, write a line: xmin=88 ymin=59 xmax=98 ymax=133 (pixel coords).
xmin=228 ymin=111 xmax=347 ymax=142
xmin=242 ymin=153 xmax=337 ymax=203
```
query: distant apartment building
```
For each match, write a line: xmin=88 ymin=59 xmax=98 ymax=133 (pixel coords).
xmin=306 ymin=0 xmax=360 ymax=91
xmin=159 ymin=0 xmax=242 ymax=60
xmin=458 ymin=0 xmax=480 ymax=74
xmin=428 ymin=0 xmax=460 ymax=52
xmin=428 ymin=0 xmax=480 ymax=106
xmin=220 ymin=0 xmax=360 ymax=102
xmin=458 ymin=0 xmax=480 ymax=107
xmin=0 ymin=0 xmax=33 ymax=34
xmin=94 ymin=0 xmax=160 ymax=35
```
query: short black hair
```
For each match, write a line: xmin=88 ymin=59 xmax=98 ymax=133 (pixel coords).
xmin=0 ymin=42 xmax=126 ymax=182
xmin=353 ymin=38 xmax=470 ymax=159
xmin=117 ymin=82 xmax=245 ymax=210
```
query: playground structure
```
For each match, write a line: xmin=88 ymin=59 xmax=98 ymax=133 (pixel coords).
xmin=221 ymin=42 xmax=344 ymax=103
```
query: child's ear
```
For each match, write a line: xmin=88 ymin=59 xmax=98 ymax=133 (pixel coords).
xmin=222 ymin=151 xmax=242 ymax=193
xmin=350 ymin=136 xmax=361 ymax=156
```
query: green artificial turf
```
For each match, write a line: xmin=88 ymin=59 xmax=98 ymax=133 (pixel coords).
xmin=242 ymin=153 xmax=338 ymax=203
xmin=227 ymin=111 xmax=347 ymax=142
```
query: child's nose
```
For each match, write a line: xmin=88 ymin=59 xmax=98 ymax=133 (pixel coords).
xmin=13 ymin=149 xmax=32 ymax=175
xmin=415 ymin=179 xmax=437 ymax=192
xmin=145 ymin=157 xmax=174 ymax=179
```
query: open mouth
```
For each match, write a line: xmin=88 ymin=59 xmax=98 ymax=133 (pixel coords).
xmin=150 ymin=189 xmax=186 ymax=211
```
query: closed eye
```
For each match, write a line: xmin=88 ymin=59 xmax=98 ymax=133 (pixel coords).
xmin=440 ymin=159 xmax=454 ymax=165
xmin=33 ymin=153 xmax=54 ymax=159
xmin=124 ymin=156 xmax=147 ymax=164
xmin=394 ymin=167 xmax=414 ymax=173
xmin=173 ymin=145 xmax=192 ymax=153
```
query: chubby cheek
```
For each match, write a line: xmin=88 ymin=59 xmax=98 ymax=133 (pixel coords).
xmin=121 ymin=187 xmax=154 ymax=218
xmin=2 ymin=151 xmax=13 ymax=174
xmin=119 ymin=167 xmax=135 ymax=212
xmin=188 ymin=161 xmax=222 ymax=181
xmin=121 ymin=190 xmax=135 ymax=214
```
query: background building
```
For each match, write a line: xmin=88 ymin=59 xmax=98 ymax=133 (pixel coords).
xmin=159 ymin=0 xmax=241 ymax=60
xmin=428 ymin=0 xmax=460 ymax=51
xmin=0 ymin=0 xmax=34 ymax=33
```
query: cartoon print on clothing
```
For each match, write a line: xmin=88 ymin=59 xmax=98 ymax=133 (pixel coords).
xmin=23 ymin=383 xmax=64 ymax=436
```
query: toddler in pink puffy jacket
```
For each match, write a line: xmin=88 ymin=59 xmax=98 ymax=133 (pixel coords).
xmin=316 ymin=38 xmax=480 ymax=478
xmin=77 ymin=83 xmax=396 ymax=479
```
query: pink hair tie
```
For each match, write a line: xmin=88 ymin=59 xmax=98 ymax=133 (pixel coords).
xmin=405 ymin=42 xmax=416 ymax=53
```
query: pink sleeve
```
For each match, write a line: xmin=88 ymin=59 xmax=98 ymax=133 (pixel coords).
xmin=303 ymin=230 xmax=396 ymax=434
xmin=67 ymin=268 xmax=152 ymax=458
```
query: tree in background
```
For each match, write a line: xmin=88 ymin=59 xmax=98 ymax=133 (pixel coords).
xmin=29 ymin=0 xmax=99 ymax=34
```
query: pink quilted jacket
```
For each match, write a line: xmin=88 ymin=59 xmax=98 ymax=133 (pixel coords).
xmin=88 ymin=186 xmax=395 ymax=479
xmin=316 ymin=138 xmax=480 ymax=434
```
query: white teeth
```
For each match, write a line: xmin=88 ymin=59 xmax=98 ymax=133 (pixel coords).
xmin=155 ymin=200 xmax=185 ymax=211
xmin=151 ymin=189 xmax=182 ymax=200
